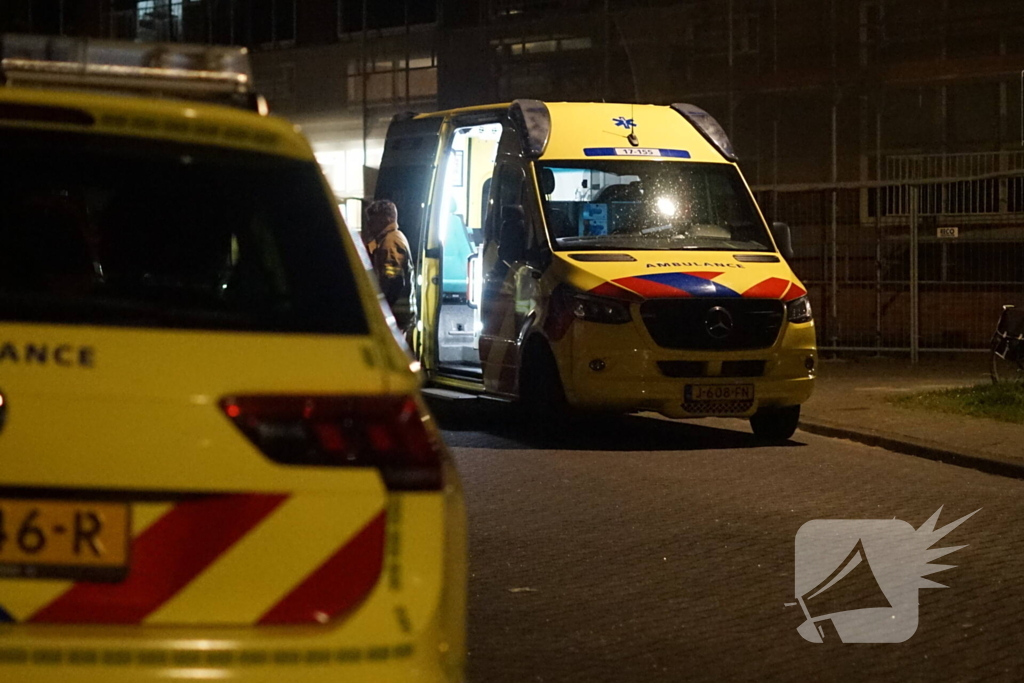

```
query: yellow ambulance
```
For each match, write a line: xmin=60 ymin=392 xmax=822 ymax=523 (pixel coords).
xmin=376 ymin=100 xmax=816 ymax=439
xmin=0 ymin=35 xmax=464 ymax=681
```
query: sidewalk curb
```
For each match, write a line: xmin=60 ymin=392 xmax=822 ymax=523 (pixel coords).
xmin=799 ymin=418 xmax=1024 ymax=481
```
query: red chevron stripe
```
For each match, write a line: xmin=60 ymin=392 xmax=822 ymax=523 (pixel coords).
xmin=29 ymin=493 xmax=286 ymax=624
xmin=743 ymin=277 xmax=791 ymax=299
xmin=258 ymin=510 xmax=387 ymax=624
xmin=783 ymin=283 xmax=808 ymax=301
xmin=589 ymin=281 xmax=642 ymax=301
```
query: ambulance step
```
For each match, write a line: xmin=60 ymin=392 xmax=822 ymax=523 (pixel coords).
xmin=422 ymin=387 xmax=480 ymax=401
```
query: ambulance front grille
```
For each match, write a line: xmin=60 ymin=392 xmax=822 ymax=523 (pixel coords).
xmin=640 ymin=298 xmax=785 ymax=351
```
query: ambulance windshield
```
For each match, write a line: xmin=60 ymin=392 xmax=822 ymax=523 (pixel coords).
xmin=537 ymin=160 xmax=774 ymax=252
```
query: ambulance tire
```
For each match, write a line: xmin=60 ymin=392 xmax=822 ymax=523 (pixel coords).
xmin=518 ymin=339 xmax=567 ymax=420
xmin=749 ymin=405 xmax=800 ymax=441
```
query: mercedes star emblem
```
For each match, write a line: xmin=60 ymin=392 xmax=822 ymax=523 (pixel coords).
xmin=705 ymin=306 xmax=734 ymax=339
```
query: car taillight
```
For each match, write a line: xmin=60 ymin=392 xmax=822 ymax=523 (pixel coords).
xmin=220 ymin=395 xmax=443 ymax=491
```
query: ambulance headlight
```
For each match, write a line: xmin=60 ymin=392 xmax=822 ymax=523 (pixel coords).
xmin=570 ymin=292 xmax=632 ymax=325
xmin=787 ymin=296 xmax=813 ymax=324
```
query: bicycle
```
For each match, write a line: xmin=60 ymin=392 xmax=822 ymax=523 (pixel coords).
xmin=990 ymin=304 xmax=1024 ymax=384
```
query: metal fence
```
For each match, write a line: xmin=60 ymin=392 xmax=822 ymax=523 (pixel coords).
xmin=753 ymin=167 xmax=1024 ymax=360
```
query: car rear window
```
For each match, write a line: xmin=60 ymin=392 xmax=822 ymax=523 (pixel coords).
xmin=0 ymin=129 xmax=368 ymax=335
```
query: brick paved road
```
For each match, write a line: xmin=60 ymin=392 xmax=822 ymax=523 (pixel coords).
xmin=436 ymin=405 xmax=1024 ymax=682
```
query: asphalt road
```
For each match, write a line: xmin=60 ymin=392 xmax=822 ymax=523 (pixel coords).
xmin=432 ymin=402 xmax=1024 ymax=683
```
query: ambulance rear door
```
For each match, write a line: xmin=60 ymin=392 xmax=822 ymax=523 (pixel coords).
xmin=374 ymin=114 xmax=445 ymax=365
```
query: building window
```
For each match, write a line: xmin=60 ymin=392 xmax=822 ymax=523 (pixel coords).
xmin=263 ymin=63 xmax=295 ymax=106
xmin=136 ymin=0 xmax=183 ymax=42
xmin=734 ymin=14 xmax=759 ymax=55
xmin=691 ymin=15 xmax=729 ymax=56
xmin=252 ymin=0 xmax=295 ymax=47
xmin=276 ymin=0 xmax=296 ymax=43
xmin=489 ymin=0 xmax=562 ymax=20
xmin=347 ymin=54 xmax=438 ymax=105
xmin=494 ymin=35 xmax=593 ymax=59
xmin=337 ymin=1 xmax=437 ymax=35
xmin=859 ymin=1 xmax=885 ymax=66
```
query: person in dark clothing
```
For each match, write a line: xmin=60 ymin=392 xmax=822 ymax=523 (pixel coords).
xmin=362 ymin=199 xmax=415 ymax=335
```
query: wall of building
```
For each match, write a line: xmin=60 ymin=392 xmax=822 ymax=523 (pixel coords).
xmin=3 ymin=0 xmax=1022 ymax=352
xmin=248 ymin=22 xmax=439 ymax=227
xmin=1 ymin=0 xmax=107 ymax=37
xmin=5 ymin=1 xmax=1023 ymax=238
xmin=436 ymin=0 xmax=1024 ymax=189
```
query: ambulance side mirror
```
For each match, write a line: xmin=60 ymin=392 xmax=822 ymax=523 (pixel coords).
xmin=499 ymin=205 xmax=527 ymax=263
xmin=771 ymin=221 xmax=794 ymax=261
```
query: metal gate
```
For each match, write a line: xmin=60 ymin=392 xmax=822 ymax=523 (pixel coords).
xmin=754 ymin=162 xmax=1024 ymax=359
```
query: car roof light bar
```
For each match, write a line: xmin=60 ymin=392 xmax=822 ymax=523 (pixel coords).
xmin=0 ymin=34 xmax=261 ymax=110
xmin=670 ymin=102 xmax=738 ymax=162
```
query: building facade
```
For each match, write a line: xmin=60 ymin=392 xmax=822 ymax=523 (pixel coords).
xmin=4 ymin=0 xmax=1023 ymax=350
xmin=438 ymin=0 xmax=1024 ymax=352
xmin=7 ymin=1 xmax=1021 ymax=194
xmin=2 ymin=1 xmax=440 ymax=228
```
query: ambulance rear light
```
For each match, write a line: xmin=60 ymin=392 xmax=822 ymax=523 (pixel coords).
xmin=0 ymin=34 xmax=265 ymax=113
xmin=671 ymin=103 xmax=738 ymax=162
xmin=221 ymin=395 xmax=444 ymax=491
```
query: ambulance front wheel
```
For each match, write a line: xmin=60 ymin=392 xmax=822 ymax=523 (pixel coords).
xmin=518 ymin=338 xmax=567 ymax=417
xmin=749 ymin=405 xmax=800 ymax=441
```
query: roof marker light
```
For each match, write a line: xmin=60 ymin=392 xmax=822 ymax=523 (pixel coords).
xmin=671 ymin=103 xmax=738 ymax=162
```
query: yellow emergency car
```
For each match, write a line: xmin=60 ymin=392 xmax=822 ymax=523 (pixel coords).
xmin=377 ymin=100 xmax=816 ymax=439
xmin=0 ymin=35 xmax=464 ymax=682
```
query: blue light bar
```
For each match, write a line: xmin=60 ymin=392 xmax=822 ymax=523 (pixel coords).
xmin=671 ymin=103 xmax=737 ymax=162
xmin=509 ymin=99 xmax=551 ymax=158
